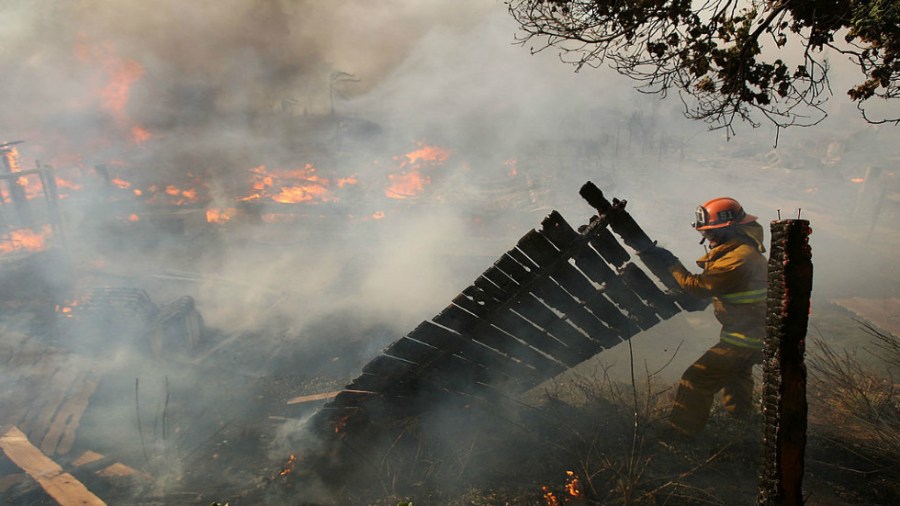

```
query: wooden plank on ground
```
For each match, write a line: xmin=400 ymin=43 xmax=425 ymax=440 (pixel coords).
xmin=42 ymin=372 xmax=102 ymax=456
xmin=286 ymin=390 xmax=377 ymax=405
xmin=71 ymin=450 xmax=145 ymax=479
xmin=0 ymin=425 xmax=106 ymax=506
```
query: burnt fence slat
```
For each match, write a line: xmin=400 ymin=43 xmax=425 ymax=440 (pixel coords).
xmin=589 ymin=228 xmax=631 ymax=267
xmin=620 ymin=263 xmax=680 ymax=319
xmin=361 ymin=354 xmax=419 ymax=381
xmin=538 ymin=212 xmax=640 ymax=336
xmin=491 ymin=307 xmax=585 ymax=367
xmin=383 ymin=336 xmax=440 ymax=365
xmin=345 ymin=373 xmax=397 ymax=394
xmin=515 ymin=231 xmax=619 ymax=350
xmin=572 ymin=247 xmax=658 ymax=330
xmin=407 ymin=320 xmax=523 ymax=385
xmin=433 ymin=304 xmax=563 ymax=375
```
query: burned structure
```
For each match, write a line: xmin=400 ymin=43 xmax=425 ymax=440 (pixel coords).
xmin=306 ymin=182 xmax=708 ymax=454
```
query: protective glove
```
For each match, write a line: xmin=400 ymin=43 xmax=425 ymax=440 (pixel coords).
xmin=638 ymin=243 xmax=679 ymax=268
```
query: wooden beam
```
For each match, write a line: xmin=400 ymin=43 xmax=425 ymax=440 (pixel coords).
xmin=286 ymin=390 xmax=377 ymax=405
xmin=0 ymin=425 xmax=106 ymax=506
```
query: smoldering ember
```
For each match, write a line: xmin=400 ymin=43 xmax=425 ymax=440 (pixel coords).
xmin=1 ymin=2 xmax=900 ymax=506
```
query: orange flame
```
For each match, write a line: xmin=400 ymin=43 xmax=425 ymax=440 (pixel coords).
xmin=334 ymin=415 xmax=350 ymax=434
xmin=385 ymin=142 xmax=449 ymax=199
xmin=542 ymin=486 xmax=560 ymax=506
xmin=371 ymin=211 xmax=385 ymax=220
xmin=111 ymin=177 xmax=132 ymax=189
xmin=385 ymin=171 xmax=429 ymax=199
xmin=206 ymin=208 xmax=236 ymax=224
xmin=278 ymin=454 xmax=297 ymax=477
xmin=850 ymin=177 xmax=865 ymax=183
xmin=101 ymin=58 xmax=142 ymax=117
xmin=3 ymin=147 xmax=22 ymax=172
xmin=505 ymin=158 xmax=518 ymax=177
xmin=401 ymin=144 xmax=450 ymax=166
xmin=77 ymin=41 xmax=151 ymax=144
xmin=240 ymin=164 xmax=339 ymax=204
xmin=129 ymin=214 xmax=140 ymax=222
xmin=564 ymin=470 xmax=582 ymax=497
xmin=541 ymin=470 xmax=582 ymax=505
xmin=0 ymin=225 xmax=52 ymax=254
xmin=55 ymin=299 xmax=81 ymax=318
xmin=337 ymin=176 xmax=358 ymax=188
xmin=131 ymin=125 xmax=152 ymax=145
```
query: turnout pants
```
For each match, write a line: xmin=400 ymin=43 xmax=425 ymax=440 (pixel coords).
xmin=669 ymin=341 xmax=763 ymax=436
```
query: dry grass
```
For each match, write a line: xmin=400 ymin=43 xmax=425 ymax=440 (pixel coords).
xmin=808 ymin=324 xmax=900 ymax=457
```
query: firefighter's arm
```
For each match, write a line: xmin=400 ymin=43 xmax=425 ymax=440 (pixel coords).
xmin=669 ymin=262 xmax=741 ymax=299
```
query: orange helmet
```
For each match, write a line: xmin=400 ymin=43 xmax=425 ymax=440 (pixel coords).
xmin=692 ymin=197 xmax=757 ymax=230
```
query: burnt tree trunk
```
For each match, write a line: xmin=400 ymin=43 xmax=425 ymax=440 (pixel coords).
xmin=758 ymin=219 xmax=813 ymax=506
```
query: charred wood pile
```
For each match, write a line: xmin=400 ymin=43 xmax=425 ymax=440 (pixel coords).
xmin=306 ymin=182 xmax=707 ymax=453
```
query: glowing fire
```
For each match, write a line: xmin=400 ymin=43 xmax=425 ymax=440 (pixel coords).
xmin=385 ymin=142 xmax=450 ymax=199
xmin=129 ymin=214 xmax=140 ymax=222
xmin=3 ymin=147 xmax=22 ymax=172
xmin=542 ymin=486 xmax=560 ymax=506
xmin=240 ymin=164 xmax=353 ymax=204
xmin=0 ymin=225 xmax=52 ymax=255
xmin=564 ymin=470 xmax=582 ymax=498
xmin=850 ymin=177 xmax=865 ymax=183
xmin=541 ymin=470 xmax=582 ymax=505
xmin=277 ymin=454 xmax=297 ymax=477
xmin=206 ymin=208 xmax=236 ymax=224
xmin=111 ymin=177 xmax=132 ymax=189
xmin=77 ymin=41 xmax=152 ymax=145
xmin=371 ymin=211 xmax=385 ymax=220
xmin=401 ymin=144 xmax=450 ymax=165
xmin=334 ymin=415 xmax=350 ymax=434
xmin=505 ymin=158 xmax=518 ymax=177
xmin=385 ymin=171 xmax=429 ymax=199
xmin=131 ymin=126 xmax=152 ymax=145
xmin=55 ymin=299 xmax=80 ymax=318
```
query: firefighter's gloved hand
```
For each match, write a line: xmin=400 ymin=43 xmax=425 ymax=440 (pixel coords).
xmin=639 ymin=244 xmax=679 ymax=267
xmin=577 ymin=214 xmax=602 ymax=233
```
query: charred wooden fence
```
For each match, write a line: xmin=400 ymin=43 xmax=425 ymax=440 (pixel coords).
xmin=307 ymin=182 xmax=706 ymax=437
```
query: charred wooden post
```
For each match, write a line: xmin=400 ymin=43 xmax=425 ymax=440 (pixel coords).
xmin=758 ymin=219 xmax=813 ymax=506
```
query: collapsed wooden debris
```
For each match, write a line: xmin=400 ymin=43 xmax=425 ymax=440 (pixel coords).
xmin=65 ymin=287 xmax=205 ymax=355
xmin=306 ymin=182 xmax=707 ymax=439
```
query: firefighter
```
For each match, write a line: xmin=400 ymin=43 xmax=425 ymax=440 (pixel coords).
xmin=650 ymin=197 xmax=767 ymax=437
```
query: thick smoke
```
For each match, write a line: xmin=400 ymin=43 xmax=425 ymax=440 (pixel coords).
xmin=2 ymin=1 xmax=899 ymax=503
